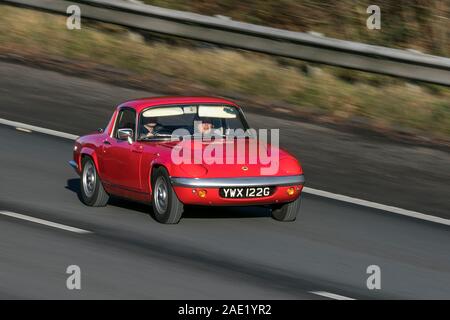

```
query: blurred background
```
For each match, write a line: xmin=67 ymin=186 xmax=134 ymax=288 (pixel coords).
xmin=146 ymin=0 xmax=449 ymax=55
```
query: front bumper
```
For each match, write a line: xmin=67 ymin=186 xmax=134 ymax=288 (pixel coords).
xmin=170 ymin=174 xmax=305 ymax=188
xmin=171 ymin=174 xmax=305 ymax=206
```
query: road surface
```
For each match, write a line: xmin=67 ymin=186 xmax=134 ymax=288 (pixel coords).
xmin=0 ymin=124 xmax=449 ymax=299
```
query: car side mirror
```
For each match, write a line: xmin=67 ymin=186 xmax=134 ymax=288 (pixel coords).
xmin=117 ymin=128 xmax=134 ymax=144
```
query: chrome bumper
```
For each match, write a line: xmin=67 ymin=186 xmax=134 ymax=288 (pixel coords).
xmin=170 ymin=175 xmax=305 ymax=188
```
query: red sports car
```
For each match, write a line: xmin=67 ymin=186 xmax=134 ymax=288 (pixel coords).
xmin=69 ymin=96 xmax=304 ymax=224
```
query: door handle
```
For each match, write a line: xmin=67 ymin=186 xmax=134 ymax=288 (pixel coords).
xmin=103 ymin=140 xmax=111 ymax=145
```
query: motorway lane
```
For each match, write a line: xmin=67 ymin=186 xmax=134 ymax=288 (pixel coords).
xmin=0 ymin=125 xmax=450 ymax=299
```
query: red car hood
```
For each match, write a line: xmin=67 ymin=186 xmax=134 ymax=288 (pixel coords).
xmin=156 ymin=138 xmax=301 ymax=178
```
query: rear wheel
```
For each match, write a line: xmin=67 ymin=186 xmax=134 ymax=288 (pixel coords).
xmin=152 ymin=167 xmax=184 ymax=224
xmin=271 ymin=196 xmax=301 ymax=222
xmin=80 ymin=156 xmax=109 ymax=207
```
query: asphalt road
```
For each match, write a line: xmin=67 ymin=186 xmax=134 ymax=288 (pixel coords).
xmin=0 ymin=61 xmax=449 ymax=218
xmin=1 ymin=124 xmax=450 ymax=299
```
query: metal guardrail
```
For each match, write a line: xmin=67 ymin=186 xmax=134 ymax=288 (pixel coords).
xmin=3 ymin=0 xmax=450 ymax=86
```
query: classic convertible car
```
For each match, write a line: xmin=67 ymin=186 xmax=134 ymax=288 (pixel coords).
xmin=69 ymin=96 xmax=305 ymax=224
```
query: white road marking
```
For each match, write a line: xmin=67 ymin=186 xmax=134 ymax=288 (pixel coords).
xmin=0 ymin=118 xmax=448 ymax=227
xmin=0 ymin=211 xmax=92 ymax=234
xmin=15 ymin=127 xmax=32 ymax=133
xmin=310 ymin=291 xmax=355 ymax=300
xmin=303 ymin=187 xmax=450 ymax=227
xmin=0 ymin=118 xmax=79 ymax=140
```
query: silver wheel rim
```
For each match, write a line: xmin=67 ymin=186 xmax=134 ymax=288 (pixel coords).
xmin=154 ymin=177 xmax=169 ymax=214
xmin=82 ymin=161 xmax=96 ymax=198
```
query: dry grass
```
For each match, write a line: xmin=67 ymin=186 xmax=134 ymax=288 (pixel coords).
xmin=1 ymin=5 xmax=449 ymax=140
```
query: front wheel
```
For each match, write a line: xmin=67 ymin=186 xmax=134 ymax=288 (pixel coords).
xmin=80 ymin=156 xmax=109 ymax=207
xmin=271 ymin=196 xmax=302 ymax=222
xmin=152 ymin=168 xmax=184 ymax=224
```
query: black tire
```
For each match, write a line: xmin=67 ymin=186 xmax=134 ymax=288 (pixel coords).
xmin=151 ymin=167 xmax=184 ymax=224
xmin=271 ymin=196 xmax=302 ymax=222
xmin=80 ymin=156 xmax=109 ymax=207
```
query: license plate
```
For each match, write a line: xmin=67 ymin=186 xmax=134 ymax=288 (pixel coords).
xmin=219 ymin=186 xmax=273 ymax=198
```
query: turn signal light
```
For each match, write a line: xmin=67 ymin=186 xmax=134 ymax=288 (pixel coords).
xmin=286 ymin=187 xmax=295 ymax=196
xmin=198 ymin=189 xmax=207 ymax=198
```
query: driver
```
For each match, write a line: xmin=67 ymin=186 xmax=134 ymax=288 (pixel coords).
xmin=196 ymin=118 xmax=214 ymax=135
xmin=141 ymin=118 xmax=158 ymax=139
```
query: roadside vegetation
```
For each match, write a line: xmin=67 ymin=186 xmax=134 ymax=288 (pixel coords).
xmin=1 ymin=5 xmax=449 ymax=143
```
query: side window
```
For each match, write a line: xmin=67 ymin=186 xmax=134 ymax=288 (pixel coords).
xmin=114 ymin=108 xmax=136 ymax=140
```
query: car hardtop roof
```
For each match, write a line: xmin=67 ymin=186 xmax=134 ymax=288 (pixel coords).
xmin=118 ymin=96 xmax=240 ymax=113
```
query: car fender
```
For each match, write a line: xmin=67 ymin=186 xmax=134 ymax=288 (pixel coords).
xmin=147 ymin=159 xmax=174 ymax=194
xmin=80 ymin=146 xmax=102 ymax=178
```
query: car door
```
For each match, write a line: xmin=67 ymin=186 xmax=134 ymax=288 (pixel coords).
xmin=101 ymin=107 xmax=143 ymax=193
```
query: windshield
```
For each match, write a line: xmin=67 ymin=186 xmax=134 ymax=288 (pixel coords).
xmin=139 ymin=104 xmax=249 ymax=140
